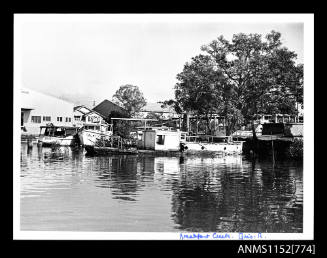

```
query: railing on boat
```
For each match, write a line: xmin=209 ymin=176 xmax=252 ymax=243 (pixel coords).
xmin=95 ymin=135 xmax=125 ymax=149
xmin=183 ymin=135 xmax=234 ymax=143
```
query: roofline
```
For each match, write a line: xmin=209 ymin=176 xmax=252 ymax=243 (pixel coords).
xmin=21 ymin=87 xmax=76 ymax=105
xmin=93 ymin=99 xmax=128 ymax=112
xmin=74 ymin=105 xmax=107 ymax=118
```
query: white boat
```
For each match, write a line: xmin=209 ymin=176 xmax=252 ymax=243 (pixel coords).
xmin=180 ymin=135 xmax=244 ymax=155
xmin=78 ymin=123 xmax=113 ymax=146
xmin=38 ymin=125 xmax=79 ymax=147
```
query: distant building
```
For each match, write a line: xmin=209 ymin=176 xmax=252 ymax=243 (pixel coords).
xmin=21 ymin=88 xmax=75 ymax=135
xmin=139 ymin=102 xmax=180 ymax=119
xmin=73 ymin=105 xmax=107 ymax=127
xmin=93 ymin=99 xmax=129 ymax=118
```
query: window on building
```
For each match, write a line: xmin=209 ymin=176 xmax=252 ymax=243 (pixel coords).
xmin=43 ymin=116 xmax=51 ymax=122
xmin=74 ymin=116 xmax=81 ymax=121
xmin=65 ymin=117 xmax=72 ymax=122
xmin=156 ymin=135 xmax=165 ymax=145
xmin=57 ymin=117 xmax=62 ymax=122
xmin=31 ymin=116 xmax=41 ymax=123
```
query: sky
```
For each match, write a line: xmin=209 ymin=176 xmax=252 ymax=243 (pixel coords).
xmin=15 ymin=14 xmax=305 ymax=107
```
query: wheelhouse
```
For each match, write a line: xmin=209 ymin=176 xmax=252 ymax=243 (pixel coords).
xmin=39 ymin=125 xmax=78 ymax=137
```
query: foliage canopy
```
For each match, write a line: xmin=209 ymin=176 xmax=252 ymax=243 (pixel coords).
xmin=164 ymin=31 xmax=303 ymax=135
xmin=112 ymin=84 xmax=147 ymax=117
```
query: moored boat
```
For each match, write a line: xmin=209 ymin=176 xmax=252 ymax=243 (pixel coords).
xmin=78 ymin=123 xmax=113 ymax=146
xmin=38 ymin=124 xmax=79 ymax=147
xmin=180 ymin=135 xmax=244 ymax=155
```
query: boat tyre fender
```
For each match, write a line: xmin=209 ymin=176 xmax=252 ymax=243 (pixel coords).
xmin=180 ymin=143 xmax=188 ymax=151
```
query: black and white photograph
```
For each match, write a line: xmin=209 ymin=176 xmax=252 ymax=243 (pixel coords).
xmin=13 ymin=14 xmax=314 ymax=241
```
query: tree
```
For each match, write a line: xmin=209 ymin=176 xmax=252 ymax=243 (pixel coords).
xmin=107 ymin=110 xmax=130 ymax=138
xmin=159 ymin=99 xmax=183 ymax=119
xmin=169 ymin=31 xmax=303 ymax=138
xmin=112 ymin=84 xmax=147 ymax=117
xmin=173 ymin=54 xmax=227 ymax=134
xmin=111 ymin=85 xmax=146 ymax=139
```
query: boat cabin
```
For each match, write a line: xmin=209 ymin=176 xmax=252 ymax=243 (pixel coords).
xmin=82 ymin=123 xmax=113 ymax=133
xmin=273 ymin=114 xmax=303 ymax=123
xmin=184 ymin=135 xmax=234 ymax=143
xmin=39 ymin=125 xmax=78 ymax=137
xmin=253 ymin=114 xmax=273 ymax=124
xmin=138 ymin=128 xmax=182 ymax=151
xmin=254 ymin=113 xmax=304 ymax=124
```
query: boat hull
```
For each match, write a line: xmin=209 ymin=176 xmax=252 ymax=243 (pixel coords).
xmin=181 ymin=141 xmax=244 ymax=155
xmin=78 ymin=130 xmax=112 ymax=146
xmin=85 ymin=146 xmax=138 ymax=155
xmin=38 ymin=135 xmax=76 ymax=147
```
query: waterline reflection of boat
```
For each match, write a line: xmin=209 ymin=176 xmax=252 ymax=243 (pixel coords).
xmin=38 ymin=125 xmax=79 ymax=147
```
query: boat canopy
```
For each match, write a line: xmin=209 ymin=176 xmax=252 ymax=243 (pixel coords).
xmin=40 ymin=125 xmax=78 ymax=129
xmin=40 ymin=125 xmax=78 ymax=137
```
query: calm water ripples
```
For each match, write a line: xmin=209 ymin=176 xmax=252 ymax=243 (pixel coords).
xmin=20 ymin=143 xmax=303 ymax=232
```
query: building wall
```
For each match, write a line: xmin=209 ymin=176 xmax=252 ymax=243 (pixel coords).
xmin=155 ymin=131 xmax=181 ymax=151
xmin=21 ymin=88 xmax=74 ymax=135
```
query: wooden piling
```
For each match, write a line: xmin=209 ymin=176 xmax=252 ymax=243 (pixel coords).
xmin=27 ymin=136 xmax=33 ymax=148
xmin=271 ymin=131 xmax=275 ymax=167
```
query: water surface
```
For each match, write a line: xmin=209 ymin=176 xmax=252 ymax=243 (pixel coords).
xmin=20 ymin=144 xmax=303 ymax=232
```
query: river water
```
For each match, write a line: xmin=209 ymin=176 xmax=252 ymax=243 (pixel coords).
xmin=20 ymin=143 xmax=303 ymax=233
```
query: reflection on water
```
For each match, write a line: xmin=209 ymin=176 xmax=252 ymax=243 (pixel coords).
xmin=20 ymin=143 xmax=303 ymax=232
